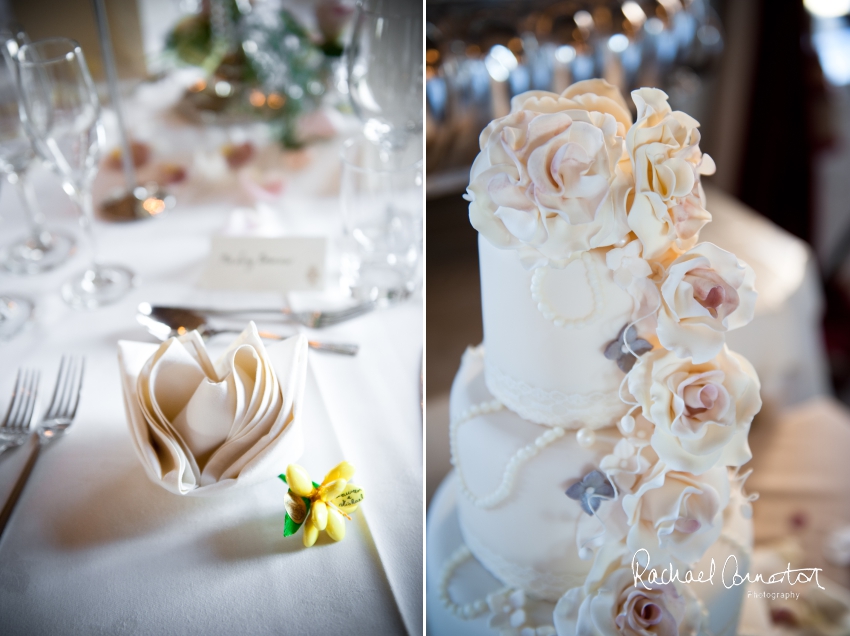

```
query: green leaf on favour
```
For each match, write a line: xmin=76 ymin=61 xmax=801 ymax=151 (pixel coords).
xmin=283 ymin=490 xmax=312 ymax=537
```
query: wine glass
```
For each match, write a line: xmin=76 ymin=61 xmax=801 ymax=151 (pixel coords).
xmin=17 ymin=37 xmax=133 ymax=309
xmin=0 ymin=30 xmax=75 ymax=274
xmin=339 ymin=134 xmax=422 ymax=303
xmin=346 ymin=0 xmax=423 ymax=150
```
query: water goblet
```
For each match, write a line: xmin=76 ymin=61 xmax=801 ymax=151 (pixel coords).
xmin=340 ymin=134 xmax=422 ymax=303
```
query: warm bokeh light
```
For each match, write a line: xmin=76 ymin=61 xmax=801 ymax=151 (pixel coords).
xmin=142 ymin=197 xmax=166 ymax=216
xmin=249 ymin=89 xmax=266 ymax=107
xmin=622 ymin=1 xmax=647 ymax=27
xmin=267 ymin=92 xmax=285 ymax=109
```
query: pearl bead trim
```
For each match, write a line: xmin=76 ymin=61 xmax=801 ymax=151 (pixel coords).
xmin=439 ymin=545 xmax=507 ymax=620
xmin=450 ymin=399 xmax=566 ymax=509
xmin=530 ymin=252 xmax=603 ymax=328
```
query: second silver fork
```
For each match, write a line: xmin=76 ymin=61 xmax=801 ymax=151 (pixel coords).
xmin=0 ymin=369 xmax=39 ymax=456
xmin=39 ymin=356 xmax=84 ymax=441
xmin=0 ymin=356 xmax=85 ymax=538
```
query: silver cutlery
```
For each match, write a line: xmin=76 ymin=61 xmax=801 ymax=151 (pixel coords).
xmin=38 ymin=356 xmax=84 ymax=441
xmin=137 ymin=306 xmax=359 ymax=356
xmin=138 ymin=300 xmax=375 ymax=329
xmin=0 ymin=356 xmax=84 ymax=537
xmin=0 ymin=369 xmax=39 ymax=456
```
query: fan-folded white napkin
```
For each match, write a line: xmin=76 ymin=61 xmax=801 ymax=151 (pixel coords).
xmin=117 ymin=323 xmax=307 ymax=495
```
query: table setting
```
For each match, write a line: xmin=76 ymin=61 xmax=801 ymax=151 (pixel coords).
xmin=0 ymin=1 xmax=423 ymax=634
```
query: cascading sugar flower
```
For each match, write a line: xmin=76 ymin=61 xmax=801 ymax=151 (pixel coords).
xmin=606 ymin=239 xmax=661 ymax=320
xmin=625 ymin=88 xmax=715 ymax=260
xmin=465 ymin=79 xmax=634 ymax=268
xmin=628 ymin=346 xmax=761 ymax=474
xmin=622 ymin=463 xmax=730 ymax=567
xmin=656 ymin=243 xmax=757 ymax=363
xmin=553 ymin=546 xmax=705 ymax=636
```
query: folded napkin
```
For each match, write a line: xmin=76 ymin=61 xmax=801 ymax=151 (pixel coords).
xmin=118 ymin=324 xmax=307 ymax=495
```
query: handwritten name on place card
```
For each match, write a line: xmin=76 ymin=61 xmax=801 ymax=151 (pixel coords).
xmin=199 ymin=236 xmax=327 ymax=292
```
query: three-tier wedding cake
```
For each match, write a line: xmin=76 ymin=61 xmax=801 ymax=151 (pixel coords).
xmin=427 ymin=80 xmax=761 ymax=636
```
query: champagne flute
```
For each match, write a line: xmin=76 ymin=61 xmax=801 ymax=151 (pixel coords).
xmin=17 ymin=37 xmax=133 ymax=309
xmin=346 ymin=0 xmax=423 ymax=150
xmin=0 ymin=30 xmax=75 ymax=274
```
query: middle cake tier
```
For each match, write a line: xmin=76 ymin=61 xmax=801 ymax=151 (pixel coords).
xmin=453 ymin=346 xmax=600 ymax=601
xmin=478 ymin=235 xmax=635 ymax=429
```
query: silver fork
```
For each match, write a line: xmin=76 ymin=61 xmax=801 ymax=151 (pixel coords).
xmin=0 ymin=369 xmax=40 ymax=456
xmin=38 ymin=356 xmax=84 ymax=442
xmin=0 ymin=356 xmax=84 ymax=537
xmin=146 ymin=301 xmax=376 ymax=329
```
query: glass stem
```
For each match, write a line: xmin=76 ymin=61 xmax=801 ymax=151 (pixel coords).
xmin=12 ymin=170 xmax=48 ymax=249
xmin=78 ymin=186 xmax=100 ymax=272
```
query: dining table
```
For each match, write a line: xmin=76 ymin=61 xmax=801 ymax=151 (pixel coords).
xmin=0 ymin=72 xmax=423 ymax=636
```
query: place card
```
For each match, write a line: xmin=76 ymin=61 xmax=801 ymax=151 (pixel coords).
xmin=199 ymin=235 xmax=327 ymax=292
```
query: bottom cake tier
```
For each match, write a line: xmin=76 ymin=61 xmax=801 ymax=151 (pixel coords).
xmin=440 ymin=345 xmax=754 ymax=635
xmin=428 ymin=473 xmax=754 ymax=636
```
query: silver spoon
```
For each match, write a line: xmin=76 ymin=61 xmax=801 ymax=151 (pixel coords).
xmin=137 ymin=306 xmax=358 ymax=356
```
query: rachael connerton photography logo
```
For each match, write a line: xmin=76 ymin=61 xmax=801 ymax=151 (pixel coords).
xmin=631 ymin=549 xmax=825 ymax=594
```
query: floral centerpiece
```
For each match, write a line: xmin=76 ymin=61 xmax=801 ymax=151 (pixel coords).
xmin=165 ymin=0 xmax=354 ymax=147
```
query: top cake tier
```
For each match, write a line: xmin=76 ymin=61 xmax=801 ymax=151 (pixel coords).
xmin=465 ymin=79 xmax=755 ymax=430
xmin=479 ymin=234 xmax=634 ymax=429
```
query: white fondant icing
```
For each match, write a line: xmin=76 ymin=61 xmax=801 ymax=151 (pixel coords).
xmin=452 ymin=349 xmax=613 ymax=601
xmin=479 ymin=236 xmax=635 ymax=429
xmin=450 ymin=393 xmax=566 ymax=509
xmin=530 ymin=253 xmax=603 ymax=328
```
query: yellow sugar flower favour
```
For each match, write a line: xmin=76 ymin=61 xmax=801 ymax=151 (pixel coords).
xmin=279 ymin=462 xmax=365 ymax=547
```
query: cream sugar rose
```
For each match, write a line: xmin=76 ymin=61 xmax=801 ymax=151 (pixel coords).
xmin=436 ymin=79 xmax=763 ymax=636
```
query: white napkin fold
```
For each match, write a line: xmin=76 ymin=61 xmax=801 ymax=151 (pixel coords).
xmin=118 ymin=323 xmax=308 ymax=496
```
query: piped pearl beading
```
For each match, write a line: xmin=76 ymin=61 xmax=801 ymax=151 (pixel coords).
xmin=530 ymin=252 xmax=603 ymax=328
xmin=439 ymin=545 xmax=505 ymax=620
xmin=450 ymin=399 xmax=566 ymax=509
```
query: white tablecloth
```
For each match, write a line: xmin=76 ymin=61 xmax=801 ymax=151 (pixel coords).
xmin=0 ymin=141 xmax=422 ymax=634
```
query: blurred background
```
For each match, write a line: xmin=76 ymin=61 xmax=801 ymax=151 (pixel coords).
xmin=426 ymin=0 xmax=850 ymax=615
xmin=0 ymin=0 xmax=424 ymax=304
